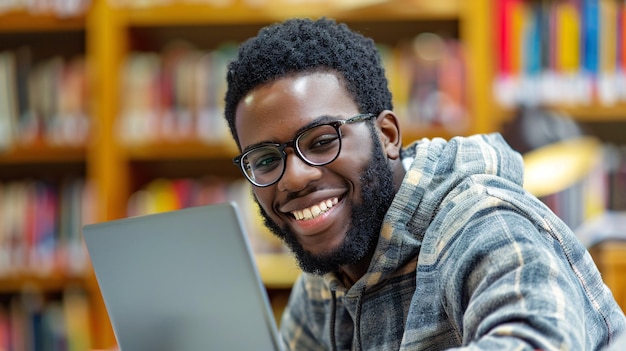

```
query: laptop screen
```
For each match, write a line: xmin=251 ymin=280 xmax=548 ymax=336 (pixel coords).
xmin=83 ymin=202 xmax=283 ymax=351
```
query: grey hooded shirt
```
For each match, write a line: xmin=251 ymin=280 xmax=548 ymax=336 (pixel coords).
xmin=280 ymin=133 xmax=625 ymax=350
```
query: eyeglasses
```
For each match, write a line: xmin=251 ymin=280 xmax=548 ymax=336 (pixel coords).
xmin=233 ymin=113 xmax=376 ymax=187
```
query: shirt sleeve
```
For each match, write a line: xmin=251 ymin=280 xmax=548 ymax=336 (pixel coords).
xmin=438 ymin=207 xmax=606 ymax=350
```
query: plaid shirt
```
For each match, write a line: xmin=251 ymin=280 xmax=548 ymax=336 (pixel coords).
xmin=279 ymin=134 xmax=625 ymax=350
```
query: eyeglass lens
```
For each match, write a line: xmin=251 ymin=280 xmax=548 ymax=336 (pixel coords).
xmin=241 ymin=124 xmax=341 ymax=186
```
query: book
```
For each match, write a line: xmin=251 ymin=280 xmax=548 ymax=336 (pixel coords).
xmin=555 ymin=0 xmax=582 ymax=105
xmin=63 ymin=287 xmax=92 ymax=351
xmin=598 ymin=0 xmax=619 ymax=105
xmin=0 ymin=51 xmax=18 ymax=151
xmin=117 ymin=53 xmax=161 ymax=145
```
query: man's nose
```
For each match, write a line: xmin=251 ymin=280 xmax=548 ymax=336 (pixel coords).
xmin=277 ymin=151 xmax=322 ymax=192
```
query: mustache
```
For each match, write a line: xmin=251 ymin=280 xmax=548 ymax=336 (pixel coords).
xmin=283 ymin=185 xmax=317 ymax=203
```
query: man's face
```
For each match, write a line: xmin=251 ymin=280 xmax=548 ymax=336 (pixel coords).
xmin=234 ymin=72 xmax=396 ymax=274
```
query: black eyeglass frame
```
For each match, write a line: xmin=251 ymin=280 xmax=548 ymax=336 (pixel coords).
xmin=233 ymin=113 xmax=377 ymax=187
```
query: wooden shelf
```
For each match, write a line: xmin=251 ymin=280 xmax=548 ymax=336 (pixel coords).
xmin=0 ymin=144 xmax=86 ymax=164
xmin=496 ymin=104 xmax=626 ymax=124
xmin=0 ymin=272 xmax=91 ymax=293
xmin=331 ymin=0 xmax=460 ymax=21
xmin=116 ymin=2 xmax=271 ymax=26
xmin=0 ymin=10 xmax=85 ymax=32
xmin=550 ymin=105 xmax=626 ymax=122
xmin=114 ymin=0 xmax=460 ymax=26
xmin=402 ymin=125 xmax=468 ymax=142
xmin=123 ymin=140 xmax=238 ymax=161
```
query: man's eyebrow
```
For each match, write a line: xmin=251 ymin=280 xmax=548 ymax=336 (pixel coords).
xmin=241 ymin=114 xmax=342 ymax=152
xmin=296 ymin=115 xmax=338 ymax=133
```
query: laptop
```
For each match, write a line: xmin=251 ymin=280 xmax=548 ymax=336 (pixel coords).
xmin=82 ymin=202 xmax=284 ymax=351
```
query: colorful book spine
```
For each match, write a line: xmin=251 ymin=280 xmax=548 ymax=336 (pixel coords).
xmin=0 ymin=287 xmax=93 ymax=350
xmin=620 ymin=2 xmax=626 ymax=76
xmin=599 ymin=0 xmax=619 ymax=104
xmin=0 ymin=50 xmax=90 ymax=150
xmin=607 ymin=144 xmax=626 ymax=211
xmin=556 ymin=0 xmax=581 ymax=84
xmin=118 ymin=43 xmax=238 ymax=146
xmin=495 ymin=0 xmax=515 ymax=78
xmin=510 ymin=0 xmax=525 ymax=77
xmin=582 ymin=0 xmax=600 ymax=76
xmin=127 ymin=177 xmax=286 ymax=253
xmin=524 ymin=3 xmax=542 ymax=77
xmin=493 ymin=0 xmax=626 ymax=107
xmin=0 ymin=51 xmax=18 ymax=151
xmin=0 ymin=178 xmax=91 ymax=275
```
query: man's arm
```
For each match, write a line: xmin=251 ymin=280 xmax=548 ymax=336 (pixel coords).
xmin=440 ymin=207 xmax=618 ymax=350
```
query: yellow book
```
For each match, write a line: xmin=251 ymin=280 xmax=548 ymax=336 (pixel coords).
xmin=63 ymin=288 xmax=92 ymax=351
xmin=556 ymin=1 xmax=581 ymax=74
xmin=146 ymin=178 xmax=179 ymax=214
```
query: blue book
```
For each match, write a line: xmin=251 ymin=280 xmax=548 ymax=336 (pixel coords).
xmin=581 ymin=0 xmax=600 ymax=76
xmin=525 ymin=2 xmax=543 ymax=76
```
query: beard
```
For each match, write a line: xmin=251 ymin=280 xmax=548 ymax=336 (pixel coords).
xmin=256 ymin=132 xmax=397 ymax=275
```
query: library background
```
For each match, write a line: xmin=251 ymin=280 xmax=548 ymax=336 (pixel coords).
xmin=0 ymin=0 xmax=625 ymax=348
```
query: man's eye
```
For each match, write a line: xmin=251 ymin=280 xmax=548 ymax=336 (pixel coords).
xmin=309 ymin=134 xmax=339 ymax=150
xmin=253 ymin=153 xmax=282 ymax=171
xmin=258 ymin=156 xmax=280 ymax=166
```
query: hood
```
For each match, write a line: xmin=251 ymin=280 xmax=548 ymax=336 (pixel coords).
xmin=325 ymin=133 xmax=525 ymax=294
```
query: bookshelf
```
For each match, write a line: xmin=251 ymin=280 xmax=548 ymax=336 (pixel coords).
xmin=1 ymin=0 xmax=625 ymax=348
xmin=0 ymin=1 xmax=97 ymax=347
xmin=489 ymin=0 xmax=626 ymax=131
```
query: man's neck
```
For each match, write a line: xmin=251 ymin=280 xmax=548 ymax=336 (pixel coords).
xmin=337 ymin=249 xmax=375 ymax=288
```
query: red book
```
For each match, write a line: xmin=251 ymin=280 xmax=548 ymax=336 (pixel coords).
xmin=617 ymin=2 xmax=626 ymax=72
xmin=494 ymin=0 xmax=510 ymax=76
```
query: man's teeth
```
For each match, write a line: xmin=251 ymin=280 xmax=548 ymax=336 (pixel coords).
xmin=292 ymin=198 xmax=339 ymax=220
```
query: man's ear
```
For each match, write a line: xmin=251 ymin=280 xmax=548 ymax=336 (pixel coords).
xmin=376 ymin=110 xmax=402 ymax=160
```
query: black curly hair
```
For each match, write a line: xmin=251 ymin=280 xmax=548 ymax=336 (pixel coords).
xmin=224 ymin=17 xmax=393 ymax=146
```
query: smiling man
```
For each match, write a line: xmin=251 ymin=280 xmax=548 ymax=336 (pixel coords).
xmin=224 ymin=17 xmax=625 ymax=350
xmin=232 ymin=71 xmax=399 ymax=279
